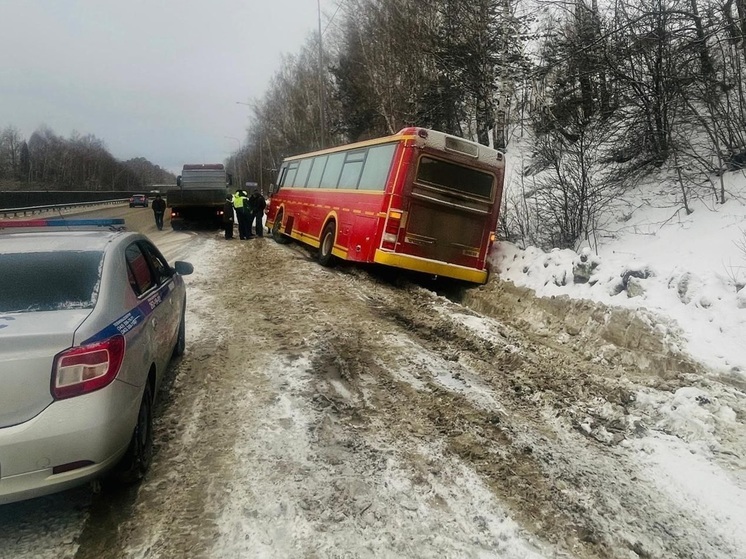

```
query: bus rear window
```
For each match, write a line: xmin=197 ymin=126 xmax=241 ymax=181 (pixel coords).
xmin=416 ymin=157 xmax=494 ymax=200
xmin=0 ymin=251 xmax=103 ymax=312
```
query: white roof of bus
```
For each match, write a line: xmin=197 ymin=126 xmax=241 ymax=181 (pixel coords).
xmin=282 ymin=128 xmax=502 ymax=165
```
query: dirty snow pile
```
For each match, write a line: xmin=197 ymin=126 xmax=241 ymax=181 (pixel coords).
xmin=491 ymin=171 xmax=746 ymax=378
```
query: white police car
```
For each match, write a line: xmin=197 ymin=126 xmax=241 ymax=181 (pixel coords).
xmin=0 ymin=218 xmax=193 ymax=504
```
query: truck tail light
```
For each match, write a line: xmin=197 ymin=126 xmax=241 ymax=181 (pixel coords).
xmin=51 ymin=335 xmax=125 ymax=399
xmin=382 ymin=210 xmax=403 ymax=250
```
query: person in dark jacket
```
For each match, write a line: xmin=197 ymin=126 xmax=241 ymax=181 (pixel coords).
xmin=151 ymin=194 xmax=166 ymax=230
xmin=248 ymin=189 xmax=267 ymax=237
xmin=223 ymin=196 xmax=234 ymax=239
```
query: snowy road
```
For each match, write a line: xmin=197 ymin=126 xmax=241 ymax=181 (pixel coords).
xmin=1 ymin=215 xmax=745 ymax=559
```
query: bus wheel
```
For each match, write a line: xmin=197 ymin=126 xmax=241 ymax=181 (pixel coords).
xmin=272 ymin=213 xmax=290 ymax=244
xmin=318 ymin=222 xmax=336 ymax=267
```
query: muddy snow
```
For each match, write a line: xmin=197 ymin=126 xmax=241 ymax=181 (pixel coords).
xmin=1 ymin=229 xmax=745 ymax=559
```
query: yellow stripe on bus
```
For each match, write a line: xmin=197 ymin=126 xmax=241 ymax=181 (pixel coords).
xmin=373 ymin=250 xmax=488 ymax=284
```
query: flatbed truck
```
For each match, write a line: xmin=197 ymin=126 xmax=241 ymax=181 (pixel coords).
xmin=168 ymin=164 xmax=232 ymax=229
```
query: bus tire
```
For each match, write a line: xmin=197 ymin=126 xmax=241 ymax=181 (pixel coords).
xmin=318 ymin=222 xmax=336 ymax=267
xmin=272 ymin=213 xmax=290 ymax=244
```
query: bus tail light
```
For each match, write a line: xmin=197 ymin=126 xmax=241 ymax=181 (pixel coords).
xmin=383 ymin=210 xmax=403 ymax=250
xmin=51 ymin=335 xmax=125 ymax=399
xmin=489 ymin=232 xmax=496 ymax=244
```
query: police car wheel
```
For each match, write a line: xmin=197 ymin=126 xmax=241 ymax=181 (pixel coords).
xmin=112 ymin=382 xmax=154 ymax=484
xmin=173 ymin=308 xmax=186 ymax=357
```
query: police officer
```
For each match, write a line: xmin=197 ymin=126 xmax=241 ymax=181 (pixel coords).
xmin=232 ymin=189 xmax=251 ymax=240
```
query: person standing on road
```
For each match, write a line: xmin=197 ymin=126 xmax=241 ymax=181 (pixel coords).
xmin=232 ymin=189 xmax=251 ymax=240
xmin=223 ymin=196 xmax=235 ymax=239
xmin=151 ymin=194 xmax=166 ymax=231
xmin=248 ymin=189 xmax=267 ymax=237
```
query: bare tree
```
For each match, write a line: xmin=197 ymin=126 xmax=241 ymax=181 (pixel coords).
xmin=0 ymin=126 xmax=23 ymax=180
xmin=517 ymin=112 xmax=630 ymax=250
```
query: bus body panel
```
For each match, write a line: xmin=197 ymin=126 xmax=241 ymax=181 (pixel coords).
xmin=270 ymin=190 xmax=388 ymax=262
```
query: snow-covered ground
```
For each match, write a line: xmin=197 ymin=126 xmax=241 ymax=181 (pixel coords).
xmin=495 ymin=166 xmax=746 ymax=378
xmin=488 ymin=168 xmax=746 ymax=556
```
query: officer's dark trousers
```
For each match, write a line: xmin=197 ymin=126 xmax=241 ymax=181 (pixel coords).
xmin=237 ymin=209 xmax=251 ymax=239
xmin=251 ymin=212 xmax=264 ymax=236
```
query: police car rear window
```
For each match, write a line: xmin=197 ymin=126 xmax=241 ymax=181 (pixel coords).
xmin=0 ymin=251 xmax=103 ymax=312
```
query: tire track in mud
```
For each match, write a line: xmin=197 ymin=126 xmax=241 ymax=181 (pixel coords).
xmin=75 ymin=240 xmax=275 ymax=559
xmin=276 ymin=270 xmax=742 ymax=559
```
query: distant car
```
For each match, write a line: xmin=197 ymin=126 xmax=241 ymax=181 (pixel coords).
xmin=129 ymin=194 xmax=148 ymax=208
xmin=0 ymin=218 xmax=193 ymax=504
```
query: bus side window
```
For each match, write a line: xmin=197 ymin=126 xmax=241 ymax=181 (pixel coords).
xmin=306 ymin=155 xmax=327 ymax=188
xmin=339 ymin=150 xmax=366 ymax=189
xmin=320 ymin=153 xmax=345 ymax=189
xmin=295 ymin=158 xmax=313 ymax=188
xmin=285 ymin=162 xmax=300 ymax=187
xmin=359 ymin=144 xmax=397 ymax=191
xmin=277 ymin=165 xmax=289 ymax=188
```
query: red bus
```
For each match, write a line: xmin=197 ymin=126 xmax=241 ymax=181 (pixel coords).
xmin=266 ymin=127 xmax=504 ymax=284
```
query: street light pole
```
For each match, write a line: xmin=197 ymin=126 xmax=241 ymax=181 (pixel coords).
xmin=235 ymin=101 xmax=265 ymax=194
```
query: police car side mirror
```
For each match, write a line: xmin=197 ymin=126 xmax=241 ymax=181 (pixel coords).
xmin=173 ymin=261 xmax=193 ymax=276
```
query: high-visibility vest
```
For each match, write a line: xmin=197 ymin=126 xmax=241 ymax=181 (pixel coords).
xmin=233 ymin=193 xmax=244 ymax=208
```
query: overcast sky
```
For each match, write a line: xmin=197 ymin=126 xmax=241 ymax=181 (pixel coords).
xmin=0 ymin=0 xmax=334 ymax=174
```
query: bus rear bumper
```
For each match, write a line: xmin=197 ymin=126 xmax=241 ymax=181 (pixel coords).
xmin=373 ymin=250 xmax=488 ymax=284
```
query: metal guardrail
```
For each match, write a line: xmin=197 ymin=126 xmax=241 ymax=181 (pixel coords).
xmin=0 ymin=199 xmax=129 ymax=218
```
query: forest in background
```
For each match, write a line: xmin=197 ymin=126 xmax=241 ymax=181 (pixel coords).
xmin=0 ymin=125 xmax=175 ymax=192
xmin=231 ymin=0 xmax=746 ymax=251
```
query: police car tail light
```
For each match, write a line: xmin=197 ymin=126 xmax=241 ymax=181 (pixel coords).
xmin=52 ymin=335 xmax=126 ymax=399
